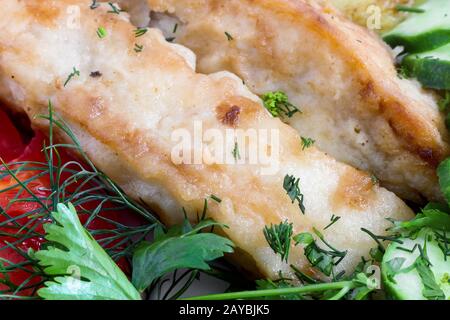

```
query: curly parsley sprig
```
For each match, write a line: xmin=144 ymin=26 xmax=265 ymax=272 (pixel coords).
xmin=262 ymin=91 xmax=301 ymax=119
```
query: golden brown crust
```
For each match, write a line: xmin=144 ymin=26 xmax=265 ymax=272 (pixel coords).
xmin=332 ymin=168 xmax=375 ymax=211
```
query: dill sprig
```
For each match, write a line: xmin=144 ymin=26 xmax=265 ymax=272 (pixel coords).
xmin=63 ymin=67 xmax=80 ymax=87
xmin=0 ymin=102 xmax=162 ymax=298
xmin=361 ymin=227 xmax=404 ymax=254
xmin=107 ymin=2 xmax=122 ymax=14
xmin=134 ymin=28 xmax=148 ymax=38
xmin=263 ymin=220 xmax=293 ymax=262
xmin=324 ymin=214 xmax=341 ymax=230
xmin=225 ymin=32 xmax=234 ymax=41
xmin=90 ymin=0 xmax=99 ymax=10
xmin=134 ymin=44 xmax=144 ymax=53
xmin=301 ymin=137 xmax=315 ymax=150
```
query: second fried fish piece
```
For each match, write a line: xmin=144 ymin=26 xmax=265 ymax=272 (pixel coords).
xmin=148 ymin=0 xmax=449 ymax=202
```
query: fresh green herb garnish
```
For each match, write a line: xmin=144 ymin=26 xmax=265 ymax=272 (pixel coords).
xmin=0 ymin=102 xmax=161 ymax=299
xmin=382 ymin=228 xmax=449 ymax=300
xmin=107 ymin=2 xmax=122 ymax=14
xmin=35 ymin=203 xmax=141 ymax=300
xmin=255 ymin=277 xmax=303 ymax=300
xmin=415 ymin=254 xmax=445 ymax=300
xmin=395 ymin=5 xmax=425 ymax=13
xmin=397 ymin=65 xmax=410 ymax=79
xmin=225 ymin=32 xmax=233 ymax=41
xmin=132 ymin=219 xmax=234 ymax=292
xmin=383 ymin=257 xmax=406 ymax=284
xmin=389 ymin=209 xmax=450 ymax=236
xmin=434 ymin=230 xmax=450 ymax=260
xmin=263 ymin=220 xmax=293 ymax=262
xmin=134 ymin=28 xmax=148 ymax=38
xmin=438 ymin=92 xmax=450 ymax=111
xmin=184 ymin=272 xmax=374 ymax=300
xmin=232 ymin=142 xmax=241 ymax=160
xmin=173 ymin=24 xmax=178 ymax=33
xmin=262 ymin=91 xmax=300 ymax=118
xmin=294 ymin=228 xmax=347 ymax=277
xmin=370 ymin=174 xmax=379 ymax=185
xmin=438 ymin=157 xmax=450 ymax=203
xmin=324 ymin=214 xmax=341 ymax=230
xmin=63 ymin=67 xmax=80 ymax=87
xmin=361 ymin=227 xmax=403 ymax=254
xmin=90 ymin=0 xmax=99 ymax=10
xmin=210 ymin=194 xmax=222 ymax=203
xmin=301 ymin=137 xmax=315 ymax=150
xmin=283 ymin=174 xmax=305 ymax=214
xmin=97 ymin=27 xmax=107 ymax=39
xmin=134 ymin=44 xmax=144 ymax=53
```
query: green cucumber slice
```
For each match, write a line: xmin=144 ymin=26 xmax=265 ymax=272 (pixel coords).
xmin=381 ymin=228 xmax=450 ymax=300
xmin=384 ymin=0 xmax=450 ymax=53
xmin=402 ymin=43 xmax=450 ymax=90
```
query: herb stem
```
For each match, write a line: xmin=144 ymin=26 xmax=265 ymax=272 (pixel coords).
xmin=327 ymin=284 xmax=352 ymax=300
xmin=395 ymin=5 xmax=425 ymax=13
xmin=182 ymin=280 xmax=355 ymax=300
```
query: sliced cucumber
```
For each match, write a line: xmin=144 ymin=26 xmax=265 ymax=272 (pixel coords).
xmin=381 ymin=228 xmax=450 ymax=300
xmin=402 ymin=43 xmax=450 ymax=90
xmin=383 ymin=0 xmax=450 ymax=53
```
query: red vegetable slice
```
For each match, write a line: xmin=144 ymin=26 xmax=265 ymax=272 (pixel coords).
xmin=0 ymin=109 xmax=145 ymax=297
xmin=0 ymin=109 xmax=25 ymax=162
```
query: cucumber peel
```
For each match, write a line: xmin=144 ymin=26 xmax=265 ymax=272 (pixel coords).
xmin=381 ymin=228 xmax=450 ymax=300
xmin=402 ymin=43 xmax=450 ymax=90
xmin=384 ymin=0 xmax=450 ymax=53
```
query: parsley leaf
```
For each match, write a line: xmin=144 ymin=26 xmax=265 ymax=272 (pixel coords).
xmin=132 ymin=219 xmax=234 ymax=292
xmin=35 ymin=203 xmax=141 ymax=300
xmin=283 ymin=174 xmax=306 ymax=214
xmin=390 ymin=209 xmax=450 ymax=234
xmin=294 ymin=229 xmax=347 ymax=277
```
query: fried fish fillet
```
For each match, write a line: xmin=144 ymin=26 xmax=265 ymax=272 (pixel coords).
xmin=0 ymin=0 xmax=412 ymax=279
xmin=148 ymin=0 xmax=449 ymax=202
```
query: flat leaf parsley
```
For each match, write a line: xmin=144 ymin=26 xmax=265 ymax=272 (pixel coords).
xmin=132 ymin=219 xmax=234 ymax=292
xmin=34 ymin=203 xmax=141 ymax=300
